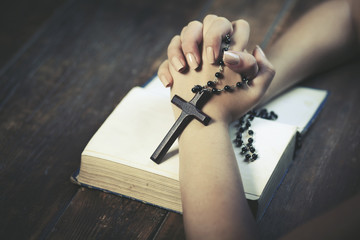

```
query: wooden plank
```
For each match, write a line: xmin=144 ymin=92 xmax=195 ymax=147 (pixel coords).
xmin=258 ymin=58 xmax=360 ymax=239
xmin=205 ymin=0 xmax=292 ymax=50
xmin=47 ymin=189 xmax=168 ymax=239
xmin=0 ymin=0 xmax=68 ymax=69
xmin=257 ymin=0 xmax=360 ymax=238
xmin=0 ymin=0 xmax=208 ymax=239
xmin=266 ymin=0 xmax=329 ymax=46
xmin=154 ymin=212 xmax=185 ymax=240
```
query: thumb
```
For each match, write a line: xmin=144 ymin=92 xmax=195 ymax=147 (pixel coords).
xmin=251 ymin=45 xmax=276 ymax=93
xmin=223 ymin=50 xmax=259 ymax=79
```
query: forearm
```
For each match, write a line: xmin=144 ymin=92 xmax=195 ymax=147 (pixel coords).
xmin=261 ymin=0 xmax=358 ymax=104
xmin=179 ymin=120 xmax=257 ymax=240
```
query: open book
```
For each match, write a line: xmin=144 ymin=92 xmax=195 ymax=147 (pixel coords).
xmin=72 ymin=76 xmax=328 ymax=220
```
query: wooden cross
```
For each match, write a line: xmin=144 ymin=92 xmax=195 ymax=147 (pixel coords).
xmin=151 ymin=90 xmax=212 ymax=164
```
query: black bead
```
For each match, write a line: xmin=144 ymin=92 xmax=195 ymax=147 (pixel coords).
xmin=239 ymin=127 xmax=244 ymax=133
xmin=252 ymin=154 xmax=258 ymax=160
xmin=191 ymin=85 xmax=202 ymax=93
xmin=215 ymin=72 xmax=223 ymax=78
xmin=241 ymin=147 xmax=248 ymax=152
xmin=207 ymin=81 xmax=215 ymax=87
xmin=211 ymin=88 xmax=220 ymax=94
xmin=224 ymin=38 xmax=231 ymax=44
xmin=219 ymin=60 xmax=224 ymax=66
xmin=248 ymin=138 xmax=253 ymax=143
xmin=236 ymin=82 xmax=243 ymax=88
xmin=248 ymin=130 xmax=254 ymax=135
xmin=222 ymin=47 xmax=229 ymax=51
xmin=249 ymin=115 xmax=254 ymax=121
xmin=245 ymin=154 xmax=251 ymax=159
xmin=195 ymin=85 xmax=202 ymax=91
xmin=250 ymin=147 xmax=255 ymax=153
xmin=224 ymin=85 xmax=232 ymax=92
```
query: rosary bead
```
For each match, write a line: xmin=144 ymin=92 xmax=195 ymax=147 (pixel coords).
xmin=219 ymin=60 xmax=225 ymax=66
xmin=192 ymin=85 xmax=202 ymax=93
xmin=215 ymin=72 xmax=223 ymax=78
xmin=248 ymin=138 xmax=253 ymax=143
xmin=250 ymin=147 xmax=255 ymax=153
xmin=222 ymin=47 xmax=229 ymax=51
xmin=224 ymin=85 xmax=232 ymax=92
xmin=245 ymin=154 xmax=251 ymax=160
xmin=211 ymin=88 xmax=220 ymax=94
xmin=239 ymin=127 xmax=244 ymax=133
xmin=207 ymin=81 xmax=215 ymax=87
xmin=252 ymin=154 xmax=258 ymax=160
xmin=236 ymin=82 xmax=243 ymax=88
xmin=248 ymin=130 xmax=254 ymax=135
xmin=241 ymin=147 xmax=248 ymax=152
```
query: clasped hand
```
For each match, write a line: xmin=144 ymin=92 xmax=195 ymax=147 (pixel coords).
xmin=158 ymin=15 xmax=275 ymax=124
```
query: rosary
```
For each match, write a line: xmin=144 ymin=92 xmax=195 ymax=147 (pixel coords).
xmin=151 ymin=34 xmax=277 ymax=164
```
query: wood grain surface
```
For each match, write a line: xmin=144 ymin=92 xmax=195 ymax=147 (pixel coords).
xmin=0 ymin=0 xmax=359 ymax=239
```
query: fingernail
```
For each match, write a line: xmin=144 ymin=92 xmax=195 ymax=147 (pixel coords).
xmin=256 ymin=45 xmax=266 ymax=57
xmin=159 ymin=75 xmax=170 ymax=87
xmin=172 ymin=57 xmax=184 ymax=71
xmin=224 ymin=51 xmax=240 ymax=65
xmin=206 ymin=46 xmax=215 ymax=63
xmin=186 ymin=53 xmax=198 ymax=69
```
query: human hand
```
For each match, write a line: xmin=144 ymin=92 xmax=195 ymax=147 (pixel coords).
xmin=158 ymin=15 xmax=275 ymax=124
xmin=158 ymin=15 xmax=260 ymax=88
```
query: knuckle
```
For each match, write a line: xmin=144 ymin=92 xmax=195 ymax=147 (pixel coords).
xmin=238 ymin=19 xmax=250 ymax=29
xmin=203 ymin=14 xmax=217 ymax=23
xmin=267 ymin=64 xmax=276 ymax=77
xmin=157 ymin=61 xmax=167 ymax=75
xmin=167 ymin=35 xmax=180 ymax=51
xmin=188 ymin=20 xmax=202 ymax=28
xmin=180 ymin=26 xmax=187 ymax=39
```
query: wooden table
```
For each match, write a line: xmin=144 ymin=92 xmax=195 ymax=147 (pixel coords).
xmin=1 ymin=0 xmax=359 ymax=239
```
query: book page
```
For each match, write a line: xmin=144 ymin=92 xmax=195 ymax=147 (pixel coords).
xmin=261 ymin=87 xmax=328 ymax=133
xmin=83 ymin=87 xmax=180 ymax=180
xmin=83 ymin=86 xmax=297 ymax=198
xmin=229 ymin=119 xmax=297 ymax=199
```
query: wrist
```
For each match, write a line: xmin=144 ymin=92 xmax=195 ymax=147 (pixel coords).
xmin=179 ymin=118 xmax=229 ymax=146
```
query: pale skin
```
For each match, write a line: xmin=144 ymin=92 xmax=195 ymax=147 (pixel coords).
xmin=158 ymin=0 xmax=360 ymax=239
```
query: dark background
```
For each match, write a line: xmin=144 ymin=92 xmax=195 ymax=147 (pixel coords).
xmin=1 ymin=0 xmax=359 ymax=239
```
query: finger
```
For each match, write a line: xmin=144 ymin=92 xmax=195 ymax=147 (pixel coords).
xmin=158 ymin=60 xmax=173 ymax=87
xmin=203 ymin=15 xmax=233 ymax=64
xmin=180 ymin=21 xmax=203 ymax=69
xmin=230 ymin=19 xmax=250 ymax=51
xmin=251 ymin=45 xmax=276 ymax=96
xmin=223 ymin=50 xmax=259 ymax=79
xmin=167 ymin=35 xmax=186 ymax=72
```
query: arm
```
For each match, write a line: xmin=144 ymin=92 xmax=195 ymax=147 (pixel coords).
xmin=164 ymin=17 xmax=275 ymax=239
xmin=261 ymin=0 xmax=359 ymax=103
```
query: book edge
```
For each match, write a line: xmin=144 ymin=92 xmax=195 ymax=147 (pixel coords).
xmin=71 ymin=169 xmax=182 ymax=214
